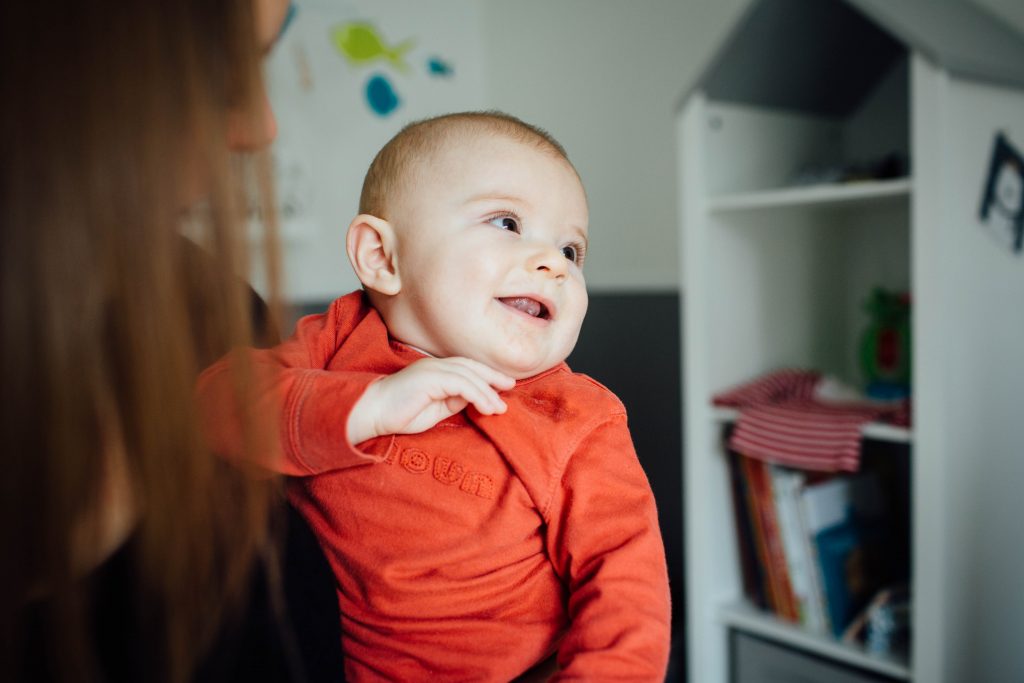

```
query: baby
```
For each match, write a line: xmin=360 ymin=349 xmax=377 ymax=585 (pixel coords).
xmin=199 ymin=111 xmax=671 ymax=680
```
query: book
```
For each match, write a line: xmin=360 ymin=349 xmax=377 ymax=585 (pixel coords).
xmin=800 ymin=473 xmax=888 ymax=637
xmin=739 ymin=454 xmax=778 ymax=612
xmin=769 ymin=465 xmax=828 ymax=634
xmin=726 ymin=451 xmax=767 ymax=609
xmin=793 ymin=473 xmax=831 ymax=635
xmin=742 ymin=456 xmax=799 ymax=621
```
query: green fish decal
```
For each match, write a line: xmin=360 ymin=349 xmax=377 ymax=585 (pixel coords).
xmin=331 ymin=22 xmax=414 ymax=72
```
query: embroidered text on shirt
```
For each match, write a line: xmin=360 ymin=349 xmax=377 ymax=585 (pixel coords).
xmin=383 ymin=446 xmax=495 ymax=500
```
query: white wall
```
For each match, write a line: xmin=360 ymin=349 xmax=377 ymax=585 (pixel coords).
xmin=266 ymin=0 xmax=748 ymax=301
xmin=976 ymin=0 xmax=1024 ymax=33
xmin=479 ymin=0 xmax=1024 ymax=293
xmin=910 ymin=56 xmax=1024 ymax=683
xmin=265 ymin=0 xmax=1024 ymax=301
xmin=261 ymin=0 xmax=486 ymax=302
xmin=481 ymin=0 xmax=749 ymax=292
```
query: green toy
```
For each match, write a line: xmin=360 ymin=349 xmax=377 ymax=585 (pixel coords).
xmin=859 ymin=288 xmax=911 ymax=400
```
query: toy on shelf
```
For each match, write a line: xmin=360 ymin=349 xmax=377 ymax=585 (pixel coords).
xmin=859 ymin=289 xmax=911 ymax=401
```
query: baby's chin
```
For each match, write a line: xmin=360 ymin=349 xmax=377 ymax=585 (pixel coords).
xmin=493 ymin=354 xmax=572 ymax=382
xmin=397 ymin=341 xmax=568 ymax=381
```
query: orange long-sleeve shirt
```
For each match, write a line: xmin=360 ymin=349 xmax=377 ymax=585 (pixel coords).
xmin=198 ymin=291 xmax=671 ymax=681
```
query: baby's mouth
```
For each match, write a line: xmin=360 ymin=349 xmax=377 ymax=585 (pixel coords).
xmin=498 ymin=297 xmax=550 ymax=320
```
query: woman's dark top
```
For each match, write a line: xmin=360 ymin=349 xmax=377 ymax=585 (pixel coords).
xmin=19 ymin=504 xmax=344 ymax=682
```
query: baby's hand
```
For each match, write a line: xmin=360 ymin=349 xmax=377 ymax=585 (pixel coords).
xmin=347 ymin=357 xmax=516 ymax=445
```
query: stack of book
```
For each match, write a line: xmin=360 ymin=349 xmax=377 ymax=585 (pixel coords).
xmin=725 ymin=450 xmax=905 ymax=640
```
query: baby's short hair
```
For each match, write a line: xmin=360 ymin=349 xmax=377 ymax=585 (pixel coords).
xmin=359 ymin=111 xmax=570 ymax=218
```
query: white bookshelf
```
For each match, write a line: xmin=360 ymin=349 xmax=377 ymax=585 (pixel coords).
xmin=719 ymin=601 xmax=912 ymax=680
xmin=679 ymin=27 xmax=1024 ymax=683
xmin=708 ymin=177 xmax=912 ymax=213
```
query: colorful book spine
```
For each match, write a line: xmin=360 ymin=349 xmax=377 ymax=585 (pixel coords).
xmin=743 ymin=456 xmax=799 ymax=621
xmin=770 ymin=465 xmax=828 ymax=634
xmin=740 ymin=454 xmax=778 ymax=612
xmin=727 ymin=451 xmax=767 ymax=609
xmin=800 ymin=477 xmax=857 ymax=637
xmin=794 ymin=477 xmax=831 ymax=635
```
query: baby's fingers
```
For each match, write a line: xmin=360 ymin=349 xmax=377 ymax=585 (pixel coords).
xmin=435 ymin=366 xmax=507 ymax=415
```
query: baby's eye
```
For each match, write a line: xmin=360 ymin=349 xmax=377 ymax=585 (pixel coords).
xmin=488 ymin=215 xmax=520 ymax=233
xmin=562 ymin=242 xmax=586 ymax=266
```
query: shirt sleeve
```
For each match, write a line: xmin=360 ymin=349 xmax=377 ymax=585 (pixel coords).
xmin=543 ymin=415 xmax=672 ymax=681
xmin=196 ymin=299 xmax=391 ymax=477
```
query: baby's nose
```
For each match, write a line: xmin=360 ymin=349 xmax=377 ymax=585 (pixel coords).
xmin=527 ymin=245 xmax=568 ymax=281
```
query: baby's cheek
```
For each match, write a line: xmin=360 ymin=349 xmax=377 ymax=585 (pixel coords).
xmin=569 ymin=286 xmax=589 ymax=324
xmin=477 ymin=257 xmax=508 ymax=283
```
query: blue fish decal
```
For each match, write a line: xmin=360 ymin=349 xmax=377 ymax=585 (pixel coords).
xmin=427 ymin=57 xmax=454 ymax=77
xmin=365 ymin=74 xmax=400 ymax=117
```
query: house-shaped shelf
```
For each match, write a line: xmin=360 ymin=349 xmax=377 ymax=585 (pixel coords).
xmin=677 ymin=1 xmax=1024 ymax=682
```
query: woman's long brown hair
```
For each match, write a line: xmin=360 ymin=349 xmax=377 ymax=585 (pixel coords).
xmin=0 ymin=2 xmax=283 ymax=681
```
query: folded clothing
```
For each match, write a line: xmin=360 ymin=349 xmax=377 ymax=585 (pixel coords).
xmin=713 ymin=370 xmax=909 ymax=472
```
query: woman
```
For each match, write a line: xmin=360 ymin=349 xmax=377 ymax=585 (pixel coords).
xmin=0 ymin=1 xmax=340 ymax=680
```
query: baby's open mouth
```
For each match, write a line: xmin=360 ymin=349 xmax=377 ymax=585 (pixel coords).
xmin=498 ymin=297 xmax=550 ymax=320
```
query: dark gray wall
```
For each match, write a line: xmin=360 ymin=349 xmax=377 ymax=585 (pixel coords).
xmin=567 ymin=291 xmax=684 ymax=676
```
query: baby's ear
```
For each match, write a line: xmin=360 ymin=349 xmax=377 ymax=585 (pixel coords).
xmin=346 ymin=214 xmax=401 ymax=295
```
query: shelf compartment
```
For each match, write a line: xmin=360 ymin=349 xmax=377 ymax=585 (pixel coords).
xmin=713 ymin=406 xmax=912 ymax=444
xmin=709 ymin=177 xmax=912 ymax=213
xmin=719 ymin=600 xmax=912 ymax=680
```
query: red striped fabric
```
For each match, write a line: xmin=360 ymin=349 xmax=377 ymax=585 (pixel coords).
xmin=714 ymin=369 xmax=821 ymax=407
xmin=712 ymin=370 xmax=909 ymax=472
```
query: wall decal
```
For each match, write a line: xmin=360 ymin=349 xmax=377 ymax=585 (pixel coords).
xmin=979 ymin=132 xmax=1024 ymax=254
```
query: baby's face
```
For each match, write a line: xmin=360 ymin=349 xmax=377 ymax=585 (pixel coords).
xmin=386 ymin=133 xmax=589 ymax=379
